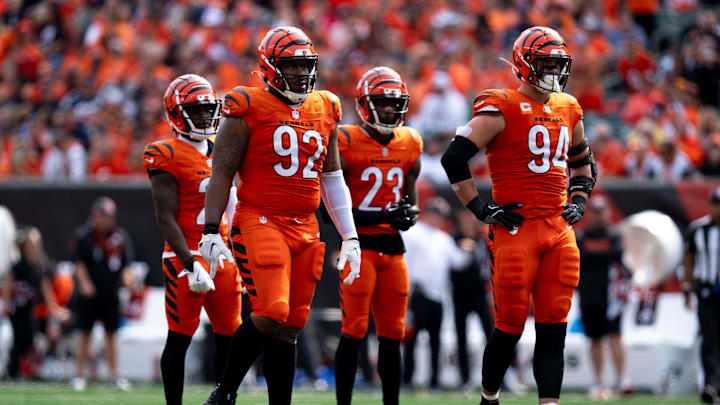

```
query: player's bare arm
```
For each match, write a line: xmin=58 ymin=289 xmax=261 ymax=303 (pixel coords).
xmin=204 ymin=116 xmax=249 ymax=226
xmin=323 ymin=127 xmax=342 ymax=173
xmin=404 ymin=158 xmax=421 ymax=205
xmin=149 ymin=171 xmax=193 ymax=264
xmin=442 ymin=114 xmax=522 ymax=230
xmin=199 ymin=116 xmax=247 ymax=274
xmin=562 ymin=119 xmax=597 ymax=225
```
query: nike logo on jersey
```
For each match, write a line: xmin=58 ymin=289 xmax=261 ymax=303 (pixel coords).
xmin=145 ymin=158 xmax=154 ymax=163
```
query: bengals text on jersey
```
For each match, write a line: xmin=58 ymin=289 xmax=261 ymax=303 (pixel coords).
xmin=473 ymin=88 xmax=583 ymax=219
xmin=338 ymin=124 xmax=423 ymax=235
xmin=223 ymin=86 xmax=342 ymax=217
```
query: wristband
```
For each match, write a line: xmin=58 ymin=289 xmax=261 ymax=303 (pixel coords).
xmin=203 ymin=223 xmax=219 ymax=235
xmin=465 ymin=196 xmax=486 ymax=219
xmin=182 ymin=257 xmax=196 ymax=271
xmin=571 ymin=195 xmax=587 ymax=206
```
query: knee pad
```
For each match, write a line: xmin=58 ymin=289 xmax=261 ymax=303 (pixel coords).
xmin=264 ymin=300 xmax=291 ymax=323
xmin=551 ymin=247 xmax=579 ymax=321
xmin=495 ymin=247 xmax=530 ymax=329
xmin=376 ymin=320 xmax=405 ymax=341
xmin=342 ymin=318 xmax=369 ymax=340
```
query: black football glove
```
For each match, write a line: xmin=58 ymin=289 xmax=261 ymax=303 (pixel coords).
xmin=562 ymin=195 xmax=587 ymax=225
xmin=467 ymin=197 xmax=524 ymax=230
xmin=386 ymin=196 xmax=421 ymax=231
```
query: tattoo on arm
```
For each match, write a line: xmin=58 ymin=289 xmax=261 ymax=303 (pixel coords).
xmin=150 ymin=171 xmax=193 ymax=263
xmin=205 ymin=117 xmax=249 ymax=225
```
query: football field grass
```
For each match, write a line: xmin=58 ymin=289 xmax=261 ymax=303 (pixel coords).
xmin=0 ymin=382 xmax=702 ymax=405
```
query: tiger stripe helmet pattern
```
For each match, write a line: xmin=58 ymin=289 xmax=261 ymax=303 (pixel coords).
xmin=163 ymin=74 xmax=222 ymax=141
xmin=511 ymin=26 xmax=572 ymax=93
xmin=355 ymin=66 xmax=410 ymax=135
xmin=257 ymin=26 xmax=318 ymax=104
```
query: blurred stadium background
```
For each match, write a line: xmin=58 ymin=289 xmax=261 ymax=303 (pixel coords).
xmin=1 ymin=0 xmax=720 ymax=403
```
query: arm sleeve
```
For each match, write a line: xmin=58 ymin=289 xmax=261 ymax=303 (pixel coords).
xmin=320 ymin=170 xmax=357 ymax=240
xmin=225 ymin=185 xmax=238 ymax=227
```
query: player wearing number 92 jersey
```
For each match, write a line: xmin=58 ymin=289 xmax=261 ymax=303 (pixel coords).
xmin=201 ymin=27 xmax=360 ymax=405
xmin=441 ymin=26 xmax=598 ymax=405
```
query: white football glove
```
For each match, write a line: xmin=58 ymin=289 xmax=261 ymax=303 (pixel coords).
xmin=337 ymin=238 xmax=361 ymax=285
xmin=199 ymin=233 xmax=234 ymax=278
xmin=179 ymin=260 xmax=215 ymax=293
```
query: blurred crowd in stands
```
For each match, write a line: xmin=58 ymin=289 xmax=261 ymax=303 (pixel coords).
xmin=2 ymin=0 xmax=720 ymax=183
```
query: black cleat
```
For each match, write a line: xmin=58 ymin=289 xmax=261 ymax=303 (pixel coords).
xmin=479 ymin=397 xmax=500 ymax=405
xmin=204 ymin=383 xmax=237 ymax=405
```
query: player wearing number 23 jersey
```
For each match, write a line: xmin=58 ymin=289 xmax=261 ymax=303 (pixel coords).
xmin=335 ymin=67 xmax=422 ymax=405
xmin=200 ymin=27 xmax=360 ymax=405
xmin=441 ymin=26 xmax=598 ymax=405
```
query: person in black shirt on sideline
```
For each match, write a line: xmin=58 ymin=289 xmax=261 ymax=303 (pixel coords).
xmin=576 ymin=196 xmax=632 ymax=399
xmin=69 ymin=197 xmax=133 ymax=391
xmin=450 ymin=210 xmax=494 ymax=391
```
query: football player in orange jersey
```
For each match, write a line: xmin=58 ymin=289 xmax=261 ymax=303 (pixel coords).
xmin=198 ymin=27 xmax=361 ymax=405
xmin=143 ymin=74 xmax=243 ymax=405
xmin=334 ymin=66 xmax=422 ymax=405
xmin=441 ymin=27 xmax=597 ymax=405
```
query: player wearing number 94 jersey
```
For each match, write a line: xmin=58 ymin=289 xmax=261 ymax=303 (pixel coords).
xmin=201 ymin=27 xmax=360 ymax=405
xmin=143 ymin=74 xmax=242 ymax=405
xmin=334 ymin=66 xmax=422 ymax=405
xmin=441 ymin=26 xmax=598 ymax=405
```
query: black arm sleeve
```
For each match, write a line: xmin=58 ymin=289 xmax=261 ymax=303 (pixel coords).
xmin=441 ymin=136 xmax=479 ymax=184
xmin=352 ymin=208 xmax=389 ymax=226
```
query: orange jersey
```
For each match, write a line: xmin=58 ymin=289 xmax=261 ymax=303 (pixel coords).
xmin=473 ymin=89 xmax=583 ymax=218
xmin=338 ymin=125 xmax=423 ymax=235
xmin=142 ymin=138 xmax=229 ymax=253
xmin=223 ymin=86 xmax=342 ymax=217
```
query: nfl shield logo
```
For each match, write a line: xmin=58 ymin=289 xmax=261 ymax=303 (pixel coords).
xmin=382 ymin=148 xmax=389 ymax=156
xmin=207 ymin=160 xmax=212 ymax=167
xmin=292 ymin=110 xmax=299 ymax=119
